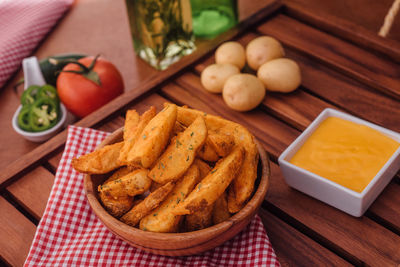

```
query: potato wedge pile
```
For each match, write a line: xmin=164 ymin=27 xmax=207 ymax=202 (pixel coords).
xmin=72 ymin=104 xmax=259 ymax=232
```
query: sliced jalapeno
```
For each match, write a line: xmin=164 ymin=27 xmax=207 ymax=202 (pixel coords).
xmin=29 ymin=98 xmax=60 ymax=132
xmin=17 ymin=106 xmax=32 ymax=131
xmin=38 ymin=84 xmax=59 ymax=103
xmin=21 ymin=85 xmax=41 ymax=106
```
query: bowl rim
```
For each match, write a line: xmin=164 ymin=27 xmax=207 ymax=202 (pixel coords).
xmin=12 ymin=103 xmax=67 ymax=137
xmin=84 ymin=127 xmax=270 ymax=251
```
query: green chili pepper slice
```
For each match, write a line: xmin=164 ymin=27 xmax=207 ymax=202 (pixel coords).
xmin=37 ymin=84 xmax=59 ymax=103
xmin=29 ymin=98 xmax=60 ymax=132
xmin=17 ymin=106 xmax=33 ymax=131
xmin=21 ymin=85 xmax=41 ymax=106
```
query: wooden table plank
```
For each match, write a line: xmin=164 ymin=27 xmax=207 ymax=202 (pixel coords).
xmin=257 ymin=15 xmax=400 ymax=99
xmin=7 ymin=167 xmax=55 ymax=220
xmin=259 ymin=209 xmax=352 ymax=267
xmin=283 ymin=2 xmax=400 ymax=63
xmin=268 ymin=163 xmax=400 ymax=266
xmin=0 ymin=196 xmax=36 ymax=267
xmin=161 ymin=80 xmax=400 ymax=266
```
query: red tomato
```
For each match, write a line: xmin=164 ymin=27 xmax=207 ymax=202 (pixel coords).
xmin=57 ymin=56 xmax=124 ymax=118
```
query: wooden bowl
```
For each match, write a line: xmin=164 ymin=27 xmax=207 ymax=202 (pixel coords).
xmin=84 ymin=127 xmax=270 ymax=256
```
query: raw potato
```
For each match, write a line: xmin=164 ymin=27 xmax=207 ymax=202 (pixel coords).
xmin=72 ymin=142 xmax=124 ymax=174
xmin=172 ymin=146 xmax=244 ymax=215
xmin=215 ymin=41 xmax=246 ymax=69
xmin=140 ymin=165 xmax=200 ymax=233
xmin=257 ymin=58 xmax=301 ymax=93
xmin=120 ymin=181 xmax=175 ymax=227
xmin=222 ymin=74 xmax=265 ymax=112
xmin=176 ymin=106 xmax=259 ymax=208
xmin=213 ymin=191 xmax=231 ymax=224
xmin=127 ymin=103 xmax=177 ymax=168
xmin=201 ymin=63 xmax=240 ymax=93
xmin=119 ymin=107 xmax=156 ymax=164
xmin=246 ymin=36 xmax=284 ymax=70
xmin=98 ymin=169 xmax=151 ymax=198
xmin=149 ymin=116 xmax=207 ymax=184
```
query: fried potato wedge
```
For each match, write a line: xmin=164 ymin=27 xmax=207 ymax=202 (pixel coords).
xmin=213 ymin=191 xmax=231 ymax=224
xmin=99 ymin=192 xmax=134 ymax=218
xmin=119 ymin=107 xmax=156 ymax=164
xmin=105 ymin=167 xmax=135 ymax=183
xmin=120 ymin=181 xmax=175 ymax=227
xmin=72 ymin=142 xmax=124 ymax=174
xmin=123 ymin=109 xmax=140 ymax=141
xmin=149 ymin=116 xmax=207 ymax=184
xmin=227 ymin=185 xmax=245 ymax=213
xmin=177 ymin=106 xmax=258 ymax=207
xmin=208 ymin=130 xmax=235 ymax=157
xmin=173 ymin=121 xmax=186 ymax=135
xmin=139 ymin=164 xmax=200 ymax=233
xmin=185 ymin=203 xmax=214 ymax=231
xmin=173 ymin=146 xmax=244 ymax=215
xmin=197 ymin=139 xmax=220 ymax=162
xmin=98 ymin=169 xmax=151 ymax=199
xmin=149 ymin=181 xmax=163 ymax=193
xmin=193 ymin=158 xmax=212 ymax=179
xmin=98 ymin=167 xmax=137 ymax=218
xmin=127 ymin=103 xmax=177 ymax=168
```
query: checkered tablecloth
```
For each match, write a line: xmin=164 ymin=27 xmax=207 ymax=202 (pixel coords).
xmin=0 ymin=0 xmax=73 ymax=88
xmin=24 ymin=125 xmax=280 ymax=266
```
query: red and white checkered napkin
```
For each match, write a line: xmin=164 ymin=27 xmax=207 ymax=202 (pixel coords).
xmin=25 ymin=125 xmax=280 ymax=267
xmin=0 ymin=0 xmax=73 ymax=88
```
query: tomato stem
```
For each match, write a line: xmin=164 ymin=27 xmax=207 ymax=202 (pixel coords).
xmin=59 ymin=55 xmax=102 ymax=86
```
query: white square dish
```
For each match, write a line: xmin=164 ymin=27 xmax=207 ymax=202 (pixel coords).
xmin=278 ymin=108 xmax=400 ymax=217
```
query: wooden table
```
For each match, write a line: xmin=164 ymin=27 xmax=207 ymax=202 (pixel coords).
xmin=1 ymin=0 xmax=400 ymax=266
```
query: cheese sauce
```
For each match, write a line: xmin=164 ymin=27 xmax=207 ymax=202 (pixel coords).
xmin=290 ymin=117 xmax=400 ymax=193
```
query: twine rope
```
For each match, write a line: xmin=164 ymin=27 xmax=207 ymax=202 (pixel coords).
xmin=379 ymin=0 xmax=400 ymax=37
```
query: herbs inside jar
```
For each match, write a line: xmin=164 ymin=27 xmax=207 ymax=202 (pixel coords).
xmin=126 ymin=0 xmax=196 ymax=70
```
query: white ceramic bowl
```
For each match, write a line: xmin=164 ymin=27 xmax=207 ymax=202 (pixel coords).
xmin=12 ymin=103 xmax=67 ymax=143
xmin=278 ymin=108 xmax=400 ymax=217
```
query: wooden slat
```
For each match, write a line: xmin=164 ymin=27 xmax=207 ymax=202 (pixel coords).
xmin=368 ymin=182 xmax=400 ymax=234
xmin=259 ymin=209 xmax=352 ymax=267
xmin=257 ymin=15 xmax=400 ymax=99
xmin=6 ymin=167 xmax=55 ymax=220
xmin=0 ymin=196 xmax=36 ymax=267
xmin=0 ymin=0 xmax=282 ymax=189
xmin=283 ymin=48 xmax=400 ymax=132
xmin=284 ymin=2 xmax=400 ymax=63
xmin=268 ymin=163 xmax=400 ymax=266
xmin=161 ymin=80 xmax=400 ymax=266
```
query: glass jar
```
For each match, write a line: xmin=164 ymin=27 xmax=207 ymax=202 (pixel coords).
xmin=126 ymin=0 xmax=196 ymax=70
xmin=190 ymin=0 xmax=238 ymax=39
